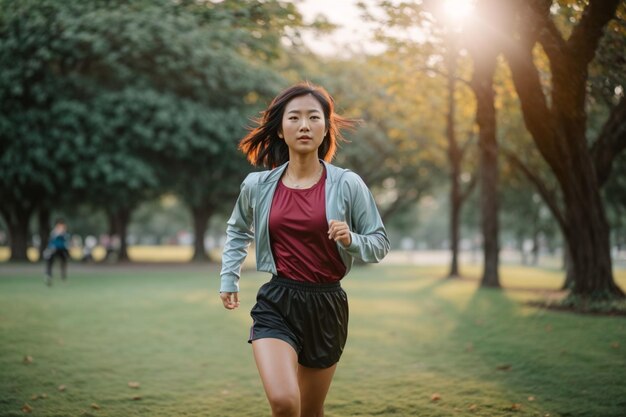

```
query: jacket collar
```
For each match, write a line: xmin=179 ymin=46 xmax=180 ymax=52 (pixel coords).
xmin=260 ymin=159 xmax=344 ymax=184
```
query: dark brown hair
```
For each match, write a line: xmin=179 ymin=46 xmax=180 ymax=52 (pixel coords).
xmin=239 ymin=82 xmax=354 ymax=168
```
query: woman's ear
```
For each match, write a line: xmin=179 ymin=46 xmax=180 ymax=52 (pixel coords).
xmin=278 ymin=131 xmax=284 ymax=139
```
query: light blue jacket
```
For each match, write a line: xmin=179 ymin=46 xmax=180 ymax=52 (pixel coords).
xmin=219 ymin=160 xmax=390 ymax=292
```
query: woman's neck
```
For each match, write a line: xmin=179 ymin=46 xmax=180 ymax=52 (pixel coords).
xmin=286 ymin=155 xmax=321 ymax=179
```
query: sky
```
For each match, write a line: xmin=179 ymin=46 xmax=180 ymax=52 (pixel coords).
xmin=296 ymin=0 xmax=383 ymax=56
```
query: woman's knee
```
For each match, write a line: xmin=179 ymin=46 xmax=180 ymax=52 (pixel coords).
xmin=267 ymin=391 xmax=299 ymax=417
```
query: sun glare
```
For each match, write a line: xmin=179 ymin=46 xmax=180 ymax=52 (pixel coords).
xmin=442 ymin=0 xmax=475 ymax=24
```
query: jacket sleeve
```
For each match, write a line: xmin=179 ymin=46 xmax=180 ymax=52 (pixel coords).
xmin=219 ymin=174 xmax=255 ymax=292
xmin=342 ymin=172 xmax=390 ymax=263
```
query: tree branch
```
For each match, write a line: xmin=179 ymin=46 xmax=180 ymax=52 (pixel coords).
xmin=592 ymin=97 xmax=626 ymax=186
xmin=414 ymin=65 xmax=472 ymax=89
xmin=380 ymin=188 xmax=423 ymax=221
xmin=526 ymin=1 xmax=568 ymax=64
xmin=503 ymin=41 xmax=561 ymax=171
xmin=567 ymin=0 xmax=621 ymax=68
xmin=503 ymin=149 xmax=567 ymax=233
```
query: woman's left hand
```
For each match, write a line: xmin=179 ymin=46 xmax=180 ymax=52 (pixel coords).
xmin=328 ymin=220 xmax=352 ymax=247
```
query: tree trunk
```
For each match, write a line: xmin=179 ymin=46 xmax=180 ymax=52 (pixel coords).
xmin=191 ymin=206 xmax=212 ymax=262
xmin=106 ymin=208 xmax=131 ymax=262
xmin=472 ymin=57 xmax=500 ymax=288
xmin=531 ymin=207 xmax=540 ymax=266
xmin=531 ymin=232 xmax=540 ymax=266
xmin=449 ymin=182 xmax=461 ymax=277
xmin=562 ymin=243 xmax=575 ymax=290
xmin=549 ymin=78 xmax=620 ymax=297
xmin=115 ymin=209 xmax=131 ymax=262
xmin=446 ymin=41 xmax=462 ymax=278
xmin=503 ymin=0 xmax=624 ymax=300
xmin=38 ymin=207 xmax=51 ymax=261
xmin=560 ymin=169 xmax=620 ymax=297
xmin=2 ymin=206 xmax=32 ymax=262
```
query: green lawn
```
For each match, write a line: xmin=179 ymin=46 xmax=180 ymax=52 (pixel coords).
xmin=0 ymin=263 xmax=625 ymax=417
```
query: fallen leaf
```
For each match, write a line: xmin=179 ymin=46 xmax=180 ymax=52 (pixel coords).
xmin=41 ymin=393 xmax=48 ymax=399
xmin=465 ymin=342 xmax=474 ymax=352
xmin=496 ymin=364 xmax=512 ymax=371
xmin=528 ymin=396 xmax=535 ymax=401
xmin=132 ymin=395 xmax=142 ymax=401
xmin=21 ymin=403 xmax=33 ymax=413
xmin=468 ymin=404 xmax=478 ymax=411
xmin=23 ymin=356 xmax=33 ymax=364
xmin=545 ymin=324 xmax=553 ymax=332
xmin=128 ymin=381 xmax=140 ymax=389
xmin=221 ymin=389 xmax=230 ymax=395
xmin=58 ymin=385 xmax=66 ymax=392
xmin=611 ymin=342 xmax=619 ymax=349
xmin=30 ymin=394 xmax=39 ymax=401
xmin=91 ymin=403 xmax=100 ymax=410
xmin=507 ymin=403 xmax=522 ymax=411
xmin=431 ymin=393 xmax=441 ymax=401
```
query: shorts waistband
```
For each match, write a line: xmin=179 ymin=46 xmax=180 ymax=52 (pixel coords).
xmin=270 ymin=275 xmax=342 ymax=292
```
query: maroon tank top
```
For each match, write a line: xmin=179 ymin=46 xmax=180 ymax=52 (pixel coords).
xmin=268 ymin=167 xmax=347 ymax=283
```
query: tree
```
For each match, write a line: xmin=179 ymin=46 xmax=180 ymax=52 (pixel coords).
xmin=0 ymin=0 xmax=166 ymax=260
xmin=311 ymin=55 xmax=441 ymax=223
xmin=503 ymin=0 xmax=625 ymax=299
xmin=0 ymin=0 xmax=291 ymax=262
xmin=462 ymin=0 xmax=510 ymax=287
xmin=169 ymin=0 xmax=310 ymax=261
xmin=358 ymin=1 xmax=478 ymax=277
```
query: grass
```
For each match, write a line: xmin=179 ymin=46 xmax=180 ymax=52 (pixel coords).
xmin=0 ymin=263 xmax=625 ymax=417
xmin=0 ymin=246 xmax=213 ymax=263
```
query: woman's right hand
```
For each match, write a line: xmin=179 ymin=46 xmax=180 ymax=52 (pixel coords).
xmin=220 ymin=292 xmax=240 ymax=310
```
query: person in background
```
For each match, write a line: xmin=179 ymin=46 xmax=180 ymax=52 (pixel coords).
xmin=219 ymin=82 xmax=390 ymax=417
xmin=81 ymin=235 xmax=97 ymax=263
xmin=44 ymin=218 xmax=71 ymax=286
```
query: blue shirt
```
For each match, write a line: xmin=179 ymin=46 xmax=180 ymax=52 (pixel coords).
xmin=48 ymin=231 xmax=69 ymax=250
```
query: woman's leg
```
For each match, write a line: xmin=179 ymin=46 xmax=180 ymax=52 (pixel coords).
xmin=252 ymin=338 xmax=300 ymax=417
xmin=298 ymin=363 xmax=337 ymax=417
xmin=60 ymin=250 xmax=68 ymax=280
xmin=44 ymin=250 xmax=56 ymax=285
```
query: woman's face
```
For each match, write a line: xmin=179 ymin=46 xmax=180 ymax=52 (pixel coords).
xmin=280 ymin=94 xmax=327 ymax=157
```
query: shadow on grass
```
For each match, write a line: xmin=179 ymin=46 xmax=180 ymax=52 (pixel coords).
xmin=444 ymin=286 xmax=626 ymax=417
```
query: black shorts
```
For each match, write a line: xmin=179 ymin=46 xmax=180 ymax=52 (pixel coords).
xmin=249 ymin=275 xmax=349 ymax=369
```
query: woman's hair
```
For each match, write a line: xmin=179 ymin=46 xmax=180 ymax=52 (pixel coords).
xmin=239 ymin=82 xmax=355 ymax=168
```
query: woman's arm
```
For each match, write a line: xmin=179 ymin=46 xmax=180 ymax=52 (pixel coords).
xmin=219 ymin=174 xmax=255 ymax=293
xmin=341 ymin=172 xmax=390 ymax=263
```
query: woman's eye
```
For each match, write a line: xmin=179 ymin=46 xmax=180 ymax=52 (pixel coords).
xmin=289 ymin=117 xmax=298 ymax=121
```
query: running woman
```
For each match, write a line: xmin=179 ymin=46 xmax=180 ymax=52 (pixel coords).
xmin=220 ymin=82 xmax=390 ymax=417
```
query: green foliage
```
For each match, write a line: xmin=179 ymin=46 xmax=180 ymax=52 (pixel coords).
xmin=282 ymin=51 xmax=447 ymax=221
xmin=0 ymin=0 xmax=293 ymax=251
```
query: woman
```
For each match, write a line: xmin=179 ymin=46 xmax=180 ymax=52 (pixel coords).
xmin=220 ymin=82 xmax=390 ymax=417
xmin=44 ymin=218 xmax=70 ymax=286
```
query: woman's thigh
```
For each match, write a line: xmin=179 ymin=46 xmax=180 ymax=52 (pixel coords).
xmin=298 ymin=363 xmax=337 ymax=417
xmin=252 ymin=338 xmax=300 ymax=410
